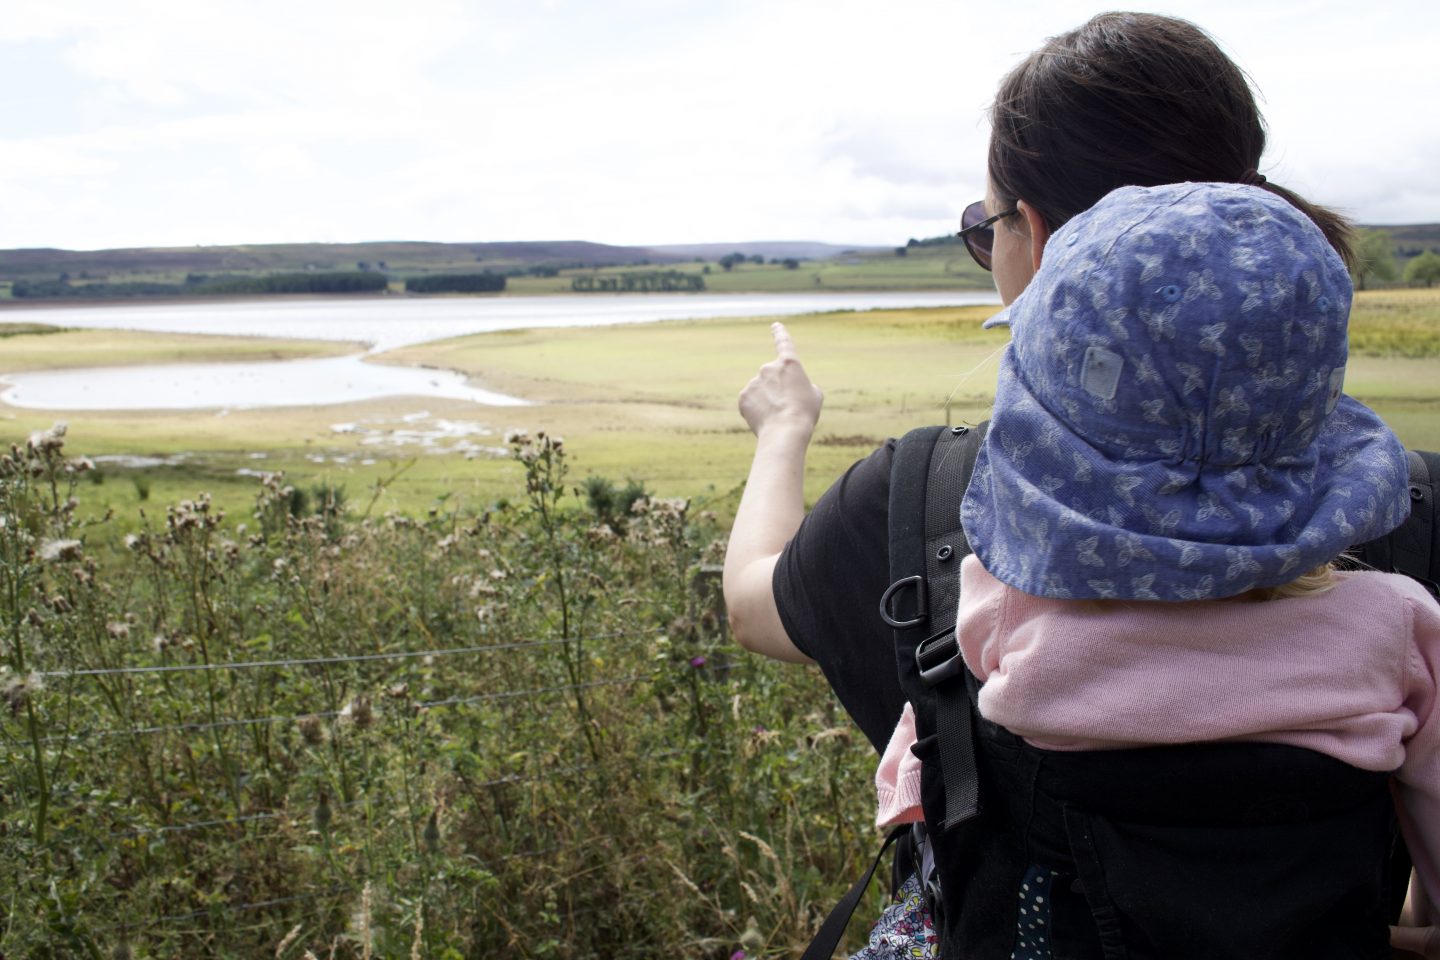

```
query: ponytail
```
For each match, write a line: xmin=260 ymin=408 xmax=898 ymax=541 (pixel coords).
xmin=1252 ymin=180 xmax=1356 ymax=269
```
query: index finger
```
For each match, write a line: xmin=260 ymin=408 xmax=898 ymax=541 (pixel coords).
xmin=771 ymin=321 xmax=798 ymax=361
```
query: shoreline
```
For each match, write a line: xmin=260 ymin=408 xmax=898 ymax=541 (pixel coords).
xmin=0 ymin=283 xmax=995 ymax=311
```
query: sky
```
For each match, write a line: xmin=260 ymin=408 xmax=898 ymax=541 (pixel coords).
xmin=3 ymin=0 xmax=1436 ymax=251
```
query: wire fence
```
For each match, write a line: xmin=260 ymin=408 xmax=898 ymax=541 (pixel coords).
xmin=37 ymin=672 xmax=650 ymax=744
xmin=0 ymin=548 xmax=741 ymax=955
xmin=32 ymin=628 xmax=659 ymax=680
xmin=7 ymin=627 xmax=676 ymax=881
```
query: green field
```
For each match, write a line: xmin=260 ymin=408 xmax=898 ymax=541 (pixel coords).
xmin=2 ymin=292 xmax=1438 ymax=523
xmin=506 ymin=244 xmax=993 ymax=295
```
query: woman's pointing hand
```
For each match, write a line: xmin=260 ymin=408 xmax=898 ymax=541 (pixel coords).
xmin=738 ymin=322 xmax=824 ymax=439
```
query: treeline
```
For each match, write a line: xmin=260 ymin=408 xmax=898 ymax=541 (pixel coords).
xmin=198 ymin=272 xmax=388 ymax=294
xmin=571 ymin=271 xmax=705 ymax=293
xmin=404 ymin=272 xmax=506 ymax=293
xmin=11 ymin=272 xmax=387 ymax=299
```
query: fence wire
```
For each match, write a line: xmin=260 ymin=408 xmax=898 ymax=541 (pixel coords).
xmin=37 ymin=673 xmax=649 ymax=744
xmin=34 ymin=628 xmax=660 ymax=680
xmin=8 ymin=615 xmax=700 ymax=949
xmin=111 ymin=747 xmax=686 ymax=839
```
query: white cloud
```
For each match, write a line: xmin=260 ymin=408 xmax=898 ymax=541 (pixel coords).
xmin=1 ymin=0 xmax=1437 ymax=249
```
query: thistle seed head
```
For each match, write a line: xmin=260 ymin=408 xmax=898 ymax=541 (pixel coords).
xmin=38 ymin=539 xmax=83 ymax=563
xmin=341 ymin=696 xmax=375 ymax=730
xmin=297 ymin=714 xmax=327 ymax=746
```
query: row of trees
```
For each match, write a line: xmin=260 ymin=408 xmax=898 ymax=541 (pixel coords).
xmin=712 ymin=252 xmax=802 ymax=271
xmin=571 ymin=271 xmax=705 ymax=293
xmin=1351 ymin=229 xmax=1440 ymax=289
xmin=10 ymin=272 xmax=387 ymax=299
xmin=404 ymin=272 xmax=506 ymax=293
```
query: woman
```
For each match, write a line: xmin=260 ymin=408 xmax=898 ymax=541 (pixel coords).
xmin=726 ymin=10 xmax=1355 ymax=753
xmin=722 ymin=11 xmax=1437 ymax=958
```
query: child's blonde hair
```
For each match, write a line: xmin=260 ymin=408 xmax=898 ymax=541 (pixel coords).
xmin=1251 ymin=563 xmax=1337 ymax=601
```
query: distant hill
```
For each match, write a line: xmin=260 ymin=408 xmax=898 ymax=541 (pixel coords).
xmin=0 ymin=240 xmax=689 ymax=282
xmin=644 ymin=241 xmax=885 ymax=261
xmin=0 ymin=239 xmax=888 ymax=285
xmin=1365 ymin=224 xmax=1440 ymax=256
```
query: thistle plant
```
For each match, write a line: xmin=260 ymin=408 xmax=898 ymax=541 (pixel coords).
xmin=0 ymin=425 xmax=879 ymax=958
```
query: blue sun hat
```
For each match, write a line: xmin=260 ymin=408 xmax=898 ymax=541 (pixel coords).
xmin=960 ymin=182 xmax=1410 ymax=601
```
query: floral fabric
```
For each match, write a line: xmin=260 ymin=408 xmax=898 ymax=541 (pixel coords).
xmin=850 ymin=871 xmax=939 ymax=960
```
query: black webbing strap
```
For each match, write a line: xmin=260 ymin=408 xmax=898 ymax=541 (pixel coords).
xmin=1394 ymin=450 xmax=1437 ymax=597
xmin=882 ymin=425 xmax=989 ymax=831
xmin=799 ymin=825 xmax=907 ymax=960
xmin=1354 ymin=448 xmax=1439 ymax=600
xmin=919 ymin=425 xmax=987 ymax=829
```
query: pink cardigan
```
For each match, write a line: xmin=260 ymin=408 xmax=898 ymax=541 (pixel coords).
xmin=874 ymin=555 xmax=1440 ymax=924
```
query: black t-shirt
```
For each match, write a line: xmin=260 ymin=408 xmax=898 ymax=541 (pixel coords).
xmin=772 ymin=441 xmax=905 ymax=754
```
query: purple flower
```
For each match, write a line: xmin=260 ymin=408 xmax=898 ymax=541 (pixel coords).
xmin=730 ymin=952 xmax=746 ymax=960
xmin=690 ymin=656 xmax=706 ymax=668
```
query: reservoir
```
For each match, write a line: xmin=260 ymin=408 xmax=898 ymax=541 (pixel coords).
xmin=0 ymin=291 xmax=999 ymax=411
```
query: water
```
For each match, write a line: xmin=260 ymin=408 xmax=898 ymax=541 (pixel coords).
xmin=1 ymin=355 xmax=530 ymax=411
xmin=0 ymin=291 xmax=998 ymax=410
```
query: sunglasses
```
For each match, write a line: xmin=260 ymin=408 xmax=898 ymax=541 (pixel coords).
xmin=957 ymin=200 xmax=1019 ymax=271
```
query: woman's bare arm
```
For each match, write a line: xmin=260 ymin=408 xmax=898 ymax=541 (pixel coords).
xmin=722 ymin=322 xmax=822 ymax=664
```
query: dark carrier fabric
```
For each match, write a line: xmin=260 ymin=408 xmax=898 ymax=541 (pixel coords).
xmin=918 ymin=706 xmax=1400 ymax=959
xmin=772 ymin=440 xmax=906 ymax=754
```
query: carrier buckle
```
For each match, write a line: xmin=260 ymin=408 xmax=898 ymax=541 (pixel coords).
xmin=915 ymin=629 xmax=964 ymax=687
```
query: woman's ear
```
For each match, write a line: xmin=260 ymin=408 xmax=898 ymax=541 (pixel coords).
xmin=1017 ymin=200 xmax=1051 ymax=271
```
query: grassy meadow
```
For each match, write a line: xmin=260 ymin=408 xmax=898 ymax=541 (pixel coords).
xmin=4 ymin=289 xmax=1438 ymax=524
xmin=504 ymin=244 xmax=993 ymax=295
xmin=0 ymin=303 xmax=1014 ymax=522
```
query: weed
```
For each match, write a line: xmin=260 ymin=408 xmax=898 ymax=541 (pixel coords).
xmin=0 ymin=425 xmax=879 ymax=957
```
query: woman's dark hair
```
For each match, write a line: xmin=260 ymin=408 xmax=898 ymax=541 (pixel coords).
xmin=989 ymin=12 xmax=1354 ymax=265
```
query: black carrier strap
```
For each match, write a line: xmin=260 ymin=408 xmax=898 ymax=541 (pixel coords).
xmin=882 ymin=423 xmax=989 ymax=829
xmin=1397 ymin=449 xmax=1438 ymax=595
xmin=800 ymin=425 xmax=989 ymax=959
xmin=797 ymin=826 xmax=907 ymax=960
xmin=1355 ymin=448 xmax=1439 ymax=598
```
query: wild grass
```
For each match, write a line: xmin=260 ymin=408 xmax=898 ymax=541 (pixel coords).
xmin=0 ymin=426 xmax=882 ymax=958
xmin=1348 ymin=288 xmax=1440 ymax=357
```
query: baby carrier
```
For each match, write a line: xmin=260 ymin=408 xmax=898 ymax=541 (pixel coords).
xmin=804 ymin=423 xmax=1438 ymax=960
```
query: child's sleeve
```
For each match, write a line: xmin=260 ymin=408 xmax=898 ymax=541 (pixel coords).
xmin=1398 ymin=583 xmax=1440 ymax=927
xmin=874 ymin=703 xmax=924 ymax=828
